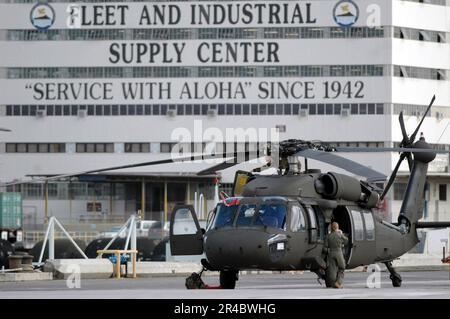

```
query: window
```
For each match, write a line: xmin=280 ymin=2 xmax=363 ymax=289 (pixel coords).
xmin=5 ymin=143 xmax=65 ymax=153
xmin=394 ymin=183 xmax=407 ymax=200
xmin=306 ymin=207 xmax=317 ymax=229
xmin=439 ymin=184 xmax=447 ymax=201
xmin=49 ymin=143 xmax=65 ymax=153
xmin=5 ymin=103 xmax=389 ymax=117
xmin=172 ymin=208 xmax=198 ymax=235
xmin=5 ymin=144 xmax=16 ymax=153
xmin=38 ymin=144 xmax=49 ymax=153
xmin=212 ymin=204 xmax=238 ymax=228
xmin=313 ymin=206 xmax=326 ymax=241
xmin=363 ymin=212 xmax=375 ymax=240
xmin=254 ymin=203 xmax=287 ymax=229
xmin=290 ymin=205 xmax=306 ymax=231
xmin=351 ymin=210 xmax=364 ymax=241
xmin=25 ymin=184 xmax=42 ymax=198
xmin=28 ymin=143 xmax=38 ymax=153
xmin=125 ymin=143 xmax=150 ymax=153
xmin=236 ymin=204 xmax=257 ymax=227
xmin=76 ymin=143 xmax=114 ymax=153
xmin=317 ymin=104 xmax=325 ymax=115
xmin=160 ymin=143 xmax=173 ymax=153
xmin=19 ymin=105 xmax=28 ymax=116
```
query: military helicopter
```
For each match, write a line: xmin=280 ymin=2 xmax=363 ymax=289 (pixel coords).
xmin=3 ymin=96 xmax=450 ymax=288
xmin=168 ymin=95 xmax=450 ymax=288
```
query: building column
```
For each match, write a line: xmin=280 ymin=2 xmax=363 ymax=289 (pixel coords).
xmin=44 ymin=181 xmax=49 ymax=224
xmin=140 ymin=178 xmax=145 ymax=219
xmin=164 ymin=179 xmax=168 ymax=224
xmin=109 ymin=182 xmax=114 ymax=217
xmin=186 ymin=179 xmax=190 ymax=204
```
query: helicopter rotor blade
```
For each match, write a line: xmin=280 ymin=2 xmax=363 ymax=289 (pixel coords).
xmin=334 ymin=147 xmax=449 ymax=154
xmin=196 ymin=154 xmax=270 ymax=176
xmin=409 ymin=94 xmax=435 ymax=143
xmin=380 ymin=153 xmax=406 ymax=201
xmin=196 ymin=158 xmax=240 ymax=176
xmin=1 ymin=151 xmax=257 ymax=186
xmin=399 ymin=112 xmax=409 ymax=145
xmin=295 ymin=149 xmax=386 ymax=181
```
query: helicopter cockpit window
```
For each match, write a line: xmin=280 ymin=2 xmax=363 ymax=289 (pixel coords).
xmin=212 ymin=204 xmax=239 ymax=229
xmin=236 ymin=204 xmax=257 ymax=227
xmin=172 ymin=208 xmax=198 ymax=235
xmin=290 ymin=205 xmax=307 ymax=232
xmin=254 ymin=203 xmax=287 ymax=229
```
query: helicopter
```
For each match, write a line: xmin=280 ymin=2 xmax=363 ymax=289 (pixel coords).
xmin=2 ymin=96 xmax=450 ymax=289
xmin=168 ymin=95 xmax=450 ymax=288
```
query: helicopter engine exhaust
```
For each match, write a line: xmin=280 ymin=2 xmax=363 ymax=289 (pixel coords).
xmin=314 ymin=172 xmax=362 ymax=202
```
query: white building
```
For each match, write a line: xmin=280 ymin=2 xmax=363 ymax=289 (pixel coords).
xmin=0 ymin=0 xmax=448 ymax=231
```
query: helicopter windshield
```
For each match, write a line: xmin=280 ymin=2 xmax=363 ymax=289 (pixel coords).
xmin=211 ymin=203 xmax=239 ymax=229
xmin=211 ymin=199 xmax=287 ymax=230
xmin=236 ymin=204 xmax=257 ymax=227
xmin=254 ymin=203 xmax=286 ymax=229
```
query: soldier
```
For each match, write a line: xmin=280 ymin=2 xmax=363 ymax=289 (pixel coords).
xmin=323 ymin=222 xmax=348 ymax=288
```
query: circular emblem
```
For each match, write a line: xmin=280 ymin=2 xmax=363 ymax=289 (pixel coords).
xmin=333 ymin=0 xmax=359 ymax=27
xmin=30 ymin=2 xmax=55 ymax=31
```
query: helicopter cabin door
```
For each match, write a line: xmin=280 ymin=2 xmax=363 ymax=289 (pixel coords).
xmin=169 ymin=205 xmax=204 ymax=255
xmin=344 ymin=207 xmax=377 ymax=268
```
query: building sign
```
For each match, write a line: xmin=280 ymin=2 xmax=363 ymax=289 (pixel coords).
xmin=0 ymin=0 xmax=388 ymax=29
xmin=0 ymin=78 xmax=389 ymax=104
xmin=0 ymin=39 xmax=389 ymax=67
xmin=333 ymin=0 xmax=359 ymax=27
xmin=29 ymin=2 xmax=55 ymax=31
xmin=0 ymin=0 xmax=390 ymax=105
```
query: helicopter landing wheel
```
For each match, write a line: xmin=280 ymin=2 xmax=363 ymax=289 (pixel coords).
xmin=385 ymin=261 xmax=402 ymax=288
xmin=390 ymin=274 xmax=402 ymax=287
xmin=220 ymin=270 xmax=239 ymax=289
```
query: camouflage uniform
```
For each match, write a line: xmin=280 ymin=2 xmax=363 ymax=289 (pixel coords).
xmin=323 ymin=230 xmax=348 ymax=287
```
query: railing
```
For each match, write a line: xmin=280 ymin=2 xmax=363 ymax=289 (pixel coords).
xmin=23 ymin=230 xmax=100 ymax=248
xmin=24 ymin=220 xmax=127 ymax=232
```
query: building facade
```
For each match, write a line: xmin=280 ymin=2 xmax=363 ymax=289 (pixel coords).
xmin=0 ymin=0 xmax=449 ymax=231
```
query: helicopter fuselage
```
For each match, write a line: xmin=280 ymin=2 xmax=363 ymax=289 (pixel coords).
xmin=170 ymin=170 xmax=420 ymax=273
xmin=201 ymin=195 xmax=416 ymax=272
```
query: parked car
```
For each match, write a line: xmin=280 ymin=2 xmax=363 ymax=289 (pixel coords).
xmin=97 ymin=226 xmax=125 ymax=239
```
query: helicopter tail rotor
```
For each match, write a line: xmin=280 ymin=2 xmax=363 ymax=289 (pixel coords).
xmin=379 ymin=95 xmax=435 ymax=201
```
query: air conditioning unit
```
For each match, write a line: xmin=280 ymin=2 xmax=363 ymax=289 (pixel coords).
xmin=341 ymin=109 xmax=350 ymax=117
xmin=78 ymin=109 xmax=87 ymax=117
xmin=299 ymin=109 xmax=308 ymax=117
xmin=167 ymin=109 xmax=176 ymax=117
xmin=207 ymin=109 xmax=217 ymax=118
xmin=36 ymin=109 xmax=46 ymax=118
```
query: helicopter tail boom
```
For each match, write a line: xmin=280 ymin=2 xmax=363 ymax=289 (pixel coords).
xmin=416 ymin=222 xmax=450 ymax=229
xmin=398 ymin=160 xmax=430 ymax=231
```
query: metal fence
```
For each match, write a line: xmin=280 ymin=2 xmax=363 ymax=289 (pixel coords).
xmin=23 ymin=230 xmax=100 ymax=249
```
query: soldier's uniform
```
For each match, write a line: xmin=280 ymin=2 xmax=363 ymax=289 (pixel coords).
xmin=323 ymin=230 xmax=348 ymax=288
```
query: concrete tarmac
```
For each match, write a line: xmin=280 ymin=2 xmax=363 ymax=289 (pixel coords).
xmin=0 ymin=270 xmax=449 ymax=299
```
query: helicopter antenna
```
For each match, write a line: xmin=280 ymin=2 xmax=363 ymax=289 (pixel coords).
xmin=436 ymin=120 xmax=450 ymax=144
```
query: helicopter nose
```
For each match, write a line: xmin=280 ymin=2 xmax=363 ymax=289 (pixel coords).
xmin=204 ymin=228 xmax=288 ymax=269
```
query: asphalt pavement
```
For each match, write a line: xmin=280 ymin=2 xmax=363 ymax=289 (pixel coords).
xmin=0 ymin=270 xmax=449 ymax=299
